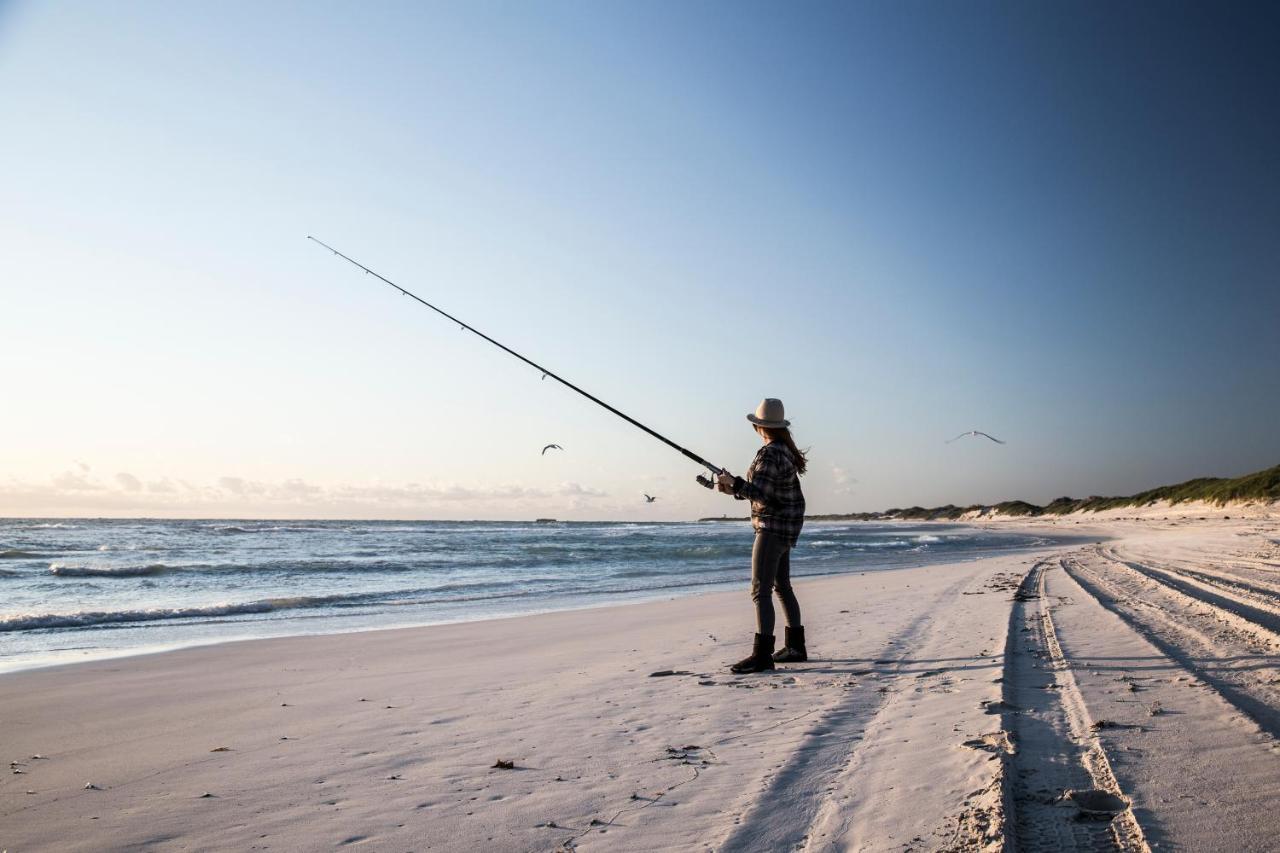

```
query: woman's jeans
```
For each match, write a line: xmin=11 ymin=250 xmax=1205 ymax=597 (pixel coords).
xmin=751 ymin=530 xmax=802 ymax=637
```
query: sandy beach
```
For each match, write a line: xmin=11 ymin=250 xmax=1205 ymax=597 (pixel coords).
xmin=3 ymin=509 xmax=1279 ymax=852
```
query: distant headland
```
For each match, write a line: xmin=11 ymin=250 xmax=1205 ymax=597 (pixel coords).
xmin=700 ymin=463 xmax=1279 ymax=522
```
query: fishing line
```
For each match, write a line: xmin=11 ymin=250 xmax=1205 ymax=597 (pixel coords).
xmin=309 ymin=237 xmax=725 ymax=488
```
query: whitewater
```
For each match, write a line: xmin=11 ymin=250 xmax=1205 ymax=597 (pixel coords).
xmin=0 ymin=518 xmax=1081 ymax=672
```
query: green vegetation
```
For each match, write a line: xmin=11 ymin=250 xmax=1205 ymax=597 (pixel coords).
xmin=1031 ymin=464 xmax=1280 ymax=516
xmin=700 ymin=463 xmax=1279 ymax=522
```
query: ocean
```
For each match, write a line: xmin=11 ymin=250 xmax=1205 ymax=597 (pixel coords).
xmin=0 ymin=518 xmax=1075 ymax=673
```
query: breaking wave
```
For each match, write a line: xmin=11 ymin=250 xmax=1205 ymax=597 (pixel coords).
xmin=0 ymin=590 xmax=412 ymax=632
xmin=50 ymin=563 xmax=175 ymax=578
xmin=1 ymin=579 xmax=578 ymax=633
xmin=3 ymin=599 xmax=305 ymax=632
xmin=45 ymin=559 xmax=437 ymax=579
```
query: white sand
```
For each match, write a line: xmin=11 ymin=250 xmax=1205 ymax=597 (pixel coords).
xmin=3 ymin=509 xmax=1278 ymax=852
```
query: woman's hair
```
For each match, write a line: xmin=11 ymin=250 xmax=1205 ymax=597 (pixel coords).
xmin=756 ymin=425 xmax=809 ymax=476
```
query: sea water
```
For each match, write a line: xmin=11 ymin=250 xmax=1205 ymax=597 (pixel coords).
xmin=0 ymin=518 xmax=1075 ymax=672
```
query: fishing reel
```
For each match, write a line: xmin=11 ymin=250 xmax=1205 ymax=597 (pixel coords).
xmin=697 ymin=468 xmax=727 ymax=490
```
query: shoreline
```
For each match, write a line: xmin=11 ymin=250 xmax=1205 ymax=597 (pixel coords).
xmin=0 ymin=521 xmax=1088 ymax=677
xmin=0 ymin=584 xmax=744 ymax=679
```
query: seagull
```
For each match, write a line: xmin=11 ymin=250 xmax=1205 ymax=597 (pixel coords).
xmin=946 ymin=430 xmax=1006 ymax=445
xmin=644 ymin=494 xmax=659 ymax=503
xmin=541 ymin=444 xmax=564 ymax=455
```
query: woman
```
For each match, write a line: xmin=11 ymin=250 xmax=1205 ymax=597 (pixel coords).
xmin=716 ymin=398 xmax=808 ymax=673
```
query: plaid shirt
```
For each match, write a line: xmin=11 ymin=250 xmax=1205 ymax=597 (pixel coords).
xmin=733 ymin=441 xmax=805 ymax=545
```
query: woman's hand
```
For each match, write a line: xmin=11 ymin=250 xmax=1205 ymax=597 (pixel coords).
xmin=716 ymin=471 xmax=736 ymax=494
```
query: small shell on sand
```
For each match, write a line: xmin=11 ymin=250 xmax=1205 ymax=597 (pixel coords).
xmin=84 ymin=782 xmax=100 ymax=790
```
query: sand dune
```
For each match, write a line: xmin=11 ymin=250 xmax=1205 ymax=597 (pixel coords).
xmin=3 ymin=513 xmax=1279 ymax=851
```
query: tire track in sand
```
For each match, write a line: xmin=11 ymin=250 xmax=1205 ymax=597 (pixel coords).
xmin=716 ymin=567 xmax=997 ymax=853
xmin=1046 ymin=551 xmax=1280 ymax=850
xmin=1001 ymin=559 xmax=1148 ymax=852
xmin=1064 ymin=549 xmax=1280 ymax=741
xmin=1097 ymin=546 xmax=1280 ymax=645
xmin=714 ymin=610 xmax=940 ymax=852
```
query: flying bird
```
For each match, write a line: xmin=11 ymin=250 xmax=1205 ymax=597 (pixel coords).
xmin=644 ymin=494 xmax=659 ymax=503
xmin=946 ymin=430 xmax=1006 ymax=445
xmin=541 ymin=444 xmax=564 ymax=455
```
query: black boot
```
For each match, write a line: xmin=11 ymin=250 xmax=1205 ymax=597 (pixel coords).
xmin=730 ymin=633 xmax=776 ymax=673
xmin=773 ymin=626 xmax=807 ymax=663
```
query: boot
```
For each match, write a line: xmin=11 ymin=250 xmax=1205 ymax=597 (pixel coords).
xmin=730 ymin=633 xmax=776 ymax=674
xmin=773 ymin=626 xmax=807 ymax=663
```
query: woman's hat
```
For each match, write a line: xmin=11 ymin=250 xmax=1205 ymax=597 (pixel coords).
xmin=747 ymin=398 xmax=790 ymax=428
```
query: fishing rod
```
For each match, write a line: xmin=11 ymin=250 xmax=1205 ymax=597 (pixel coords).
xmin=308 ymin=236 xmax=725 ymax=489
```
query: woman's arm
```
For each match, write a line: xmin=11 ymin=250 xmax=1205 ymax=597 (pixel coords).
xmin=732 ymin=448 xmax=784 ymax=504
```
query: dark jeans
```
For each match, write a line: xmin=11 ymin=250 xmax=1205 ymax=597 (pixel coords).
xmin=751 ymin=530 xmax=802 ymax=637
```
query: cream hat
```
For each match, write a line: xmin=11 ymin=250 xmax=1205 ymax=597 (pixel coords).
xmin=747 ymin=398 xmax=790 ymax=428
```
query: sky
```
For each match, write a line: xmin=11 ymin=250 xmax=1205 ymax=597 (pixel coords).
xmin=2 ymin=1 xmax=1278 ymax=520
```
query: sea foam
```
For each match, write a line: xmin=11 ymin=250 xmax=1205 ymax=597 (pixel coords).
xmin=50 ymin=563 xmax=174 ymax=578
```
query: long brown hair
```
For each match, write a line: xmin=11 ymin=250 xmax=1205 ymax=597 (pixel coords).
xmin=756 ymin=425 xmax=809 ymax=476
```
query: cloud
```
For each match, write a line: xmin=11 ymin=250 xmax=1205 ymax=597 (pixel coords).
xmin=832 ymin=466 xmax=858 ymax=495
xmin=556 ymin=482 xmax=609 ymax=498
xmin=277 ymin=479 xmax=322 ymax=498
xmin=0 ymin=469 xmax=613 ymax=518
xmin=52 ymin=470 xmax=103 ymax=491
xmin=115 ymin=472 xmax=143 ymax=491
xmin=327 ymin=481 xmax=593 ymax=504
xmin=217 ymin=476 xmax=264 ymax=496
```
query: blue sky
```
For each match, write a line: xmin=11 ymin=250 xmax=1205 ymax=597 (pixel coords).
xmin=2 ymin=1 xmax=1277 ymax=519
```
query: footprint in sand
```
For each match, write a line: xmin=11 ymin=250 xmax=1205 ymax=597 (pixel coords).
xmin=1061 ymin=788 xmax=1128 ymax=818
xmin=962 ymin=731 xmax=1012 ymax=754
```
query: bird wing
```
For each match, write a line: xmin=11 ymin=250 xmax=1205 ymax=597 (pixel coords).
xmin=541 ymin=444 xmax=562 ymax=455
xmin=974 ymin=432 xmax=1006 ymax=444
xmin=945 ymin=432 xmax=972 ymax=444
